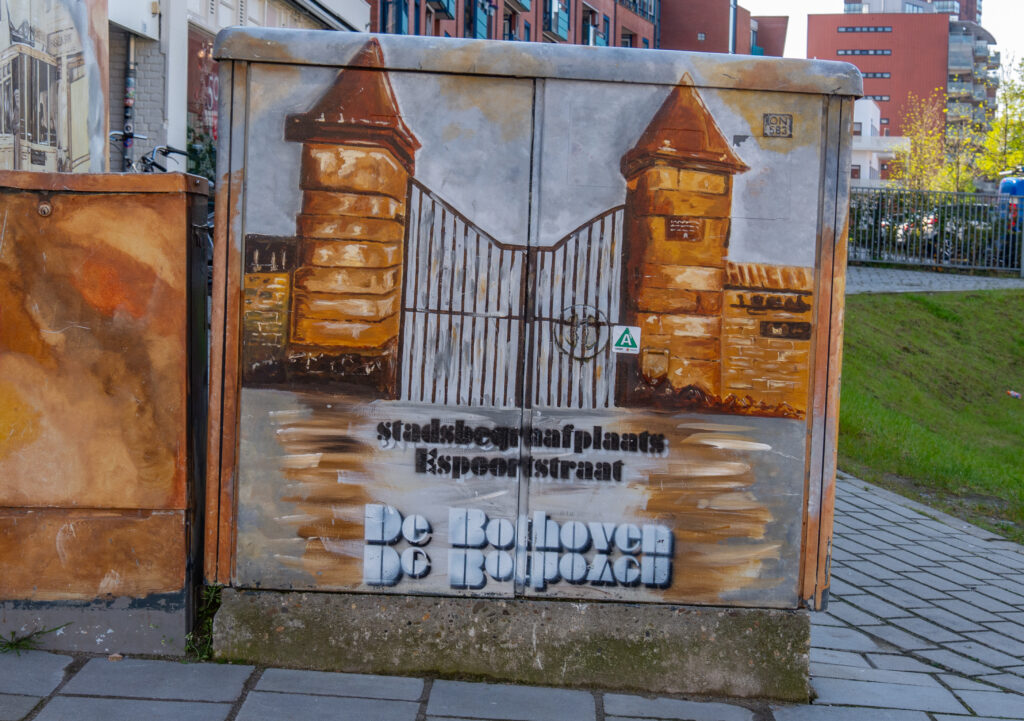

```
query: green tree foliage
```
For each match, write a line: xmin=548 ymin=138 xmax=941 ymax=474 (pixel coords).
xmin=890 ymin=90 xmax=947 ymax=192
xmin=979 ymin=57 xmax=1024 ymax=179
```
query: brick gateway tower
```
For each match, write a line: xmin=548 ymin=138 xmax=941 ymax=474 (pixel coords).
xmin=616 ymin=76 xmax=749 ymax=408
xmin=281 ymin=39 xmax=420 ymax=396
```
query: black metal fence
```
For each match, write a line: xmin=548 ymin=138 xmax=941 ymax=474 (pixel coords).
xmin=848 ymin=188 xmax=1023 ymax=273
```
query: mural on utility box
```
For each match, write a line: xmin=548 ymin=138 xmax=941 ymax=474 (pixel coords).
xmin=234 ymin=39 xmax=823 ymax=607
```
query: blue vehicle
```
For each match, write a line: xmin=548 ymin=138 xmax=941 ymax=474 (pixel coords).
xmin=997 ymin=168 xmax=1023 ymax=268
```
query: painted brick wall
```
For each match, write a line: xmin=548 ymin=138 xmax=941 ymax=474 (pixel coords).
xmin=108 ymin=25 xmax=167 ymax=170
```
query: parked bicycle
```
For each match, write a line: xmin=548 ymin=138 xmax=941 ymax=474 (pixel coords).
xmin=109 ymin=131 xmax=187 ymax=173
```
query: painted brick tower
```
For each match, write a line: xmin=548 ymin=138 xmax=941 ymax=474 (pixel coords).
xmin=284 ymin=39 xmax=419 ymax=396
xmin=616 ymin=76 xmax=748 ymax=408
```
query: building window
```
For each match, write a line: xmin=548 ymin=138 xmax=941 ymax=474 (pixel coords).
xmin=838 ymin=49 xmax=892 ymax=56
xmin=852 ymin=122 xmax=862 ymax=136
xmin=621 ymin=30 xmax=634 ymax=47
xmin=862 ymin=72 xmax=891 ymax=78
xmin=881 ymin=162 xmax=889 ymax=171
xmin=880 ymin=118 xmax=889 ymax=124
xmin=524 ymin=21 xmax=530 ymax=41
xmin=604 ymin=15 xmax=610 ymax=42
xmin=903 ymin=2 xmax=925 ymax=12
xmin=851 ymin=165 xmax=861 ymax=179
xmin=697 ymin=32 xmax=706 ymax=41
xmin=839 ymin=26 xmax=893 ymax=33
xmin=642 ymin=37 xmax=649 ymax=48
xmin=866 ymin=95 xmax=890 ymax=101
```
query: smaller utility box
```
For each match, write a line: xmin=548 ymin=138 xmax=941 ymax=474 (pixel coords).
xmin=207 ymin=30 xmax=860 ymax=700
xmin=0 ymin=172 xmax=209 ymax=654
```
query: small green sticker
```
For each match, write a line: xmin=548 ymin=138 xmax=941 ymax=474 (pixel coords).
xmin=612 ymin=326 xmax=640 ymax=354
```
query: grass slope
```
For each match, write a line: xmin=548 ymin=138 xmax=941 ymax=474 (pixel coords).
xmin=839 ymin=290 xmax=1024 ymax=542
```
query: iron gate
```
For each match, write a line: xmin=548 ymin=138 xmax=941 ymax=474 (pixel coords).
xmin=399 ymin=179 xmax=623 ymax=409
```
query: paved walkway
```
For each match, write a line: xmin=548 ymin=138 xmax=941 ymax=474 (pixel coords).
xmin=847 ymin=266 xmax=1024 ymax=295
xmin=3 ymin=474 xmax=1023 ymax=721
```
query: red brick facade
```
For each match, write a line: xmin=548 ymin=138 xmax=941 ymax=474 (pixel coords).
xmin=807 ymin=13 xmax=949 ymax=136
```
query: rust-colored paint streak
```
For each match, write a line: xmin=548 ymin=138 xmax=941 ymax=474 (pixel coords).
xmin=0 ymin=509 xmax=185 ymax=601
xmin=800 ymin=98 xmax=844 ymax=606
xmin=0 ymin=186 xmax=188 ymax=511
xmin=816 ymin=121 xmax=853 ymax=608
xmin=205 ymin=170 xmax=234 ymax=585
xmin=74 ymin=255 xmax=157 ymax=320
xmin=0 ymin=382 xmax=42 ymax=459
xmin=632 ymin=419 xmax=779 ymax=603
xmin=274 ymin=416 xmax=375 ymax=588
xmin=0 ymin=170 xmax=207 ymax=195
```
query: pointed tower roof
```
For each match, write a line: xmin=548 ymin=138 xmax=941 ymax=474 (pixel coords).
xmin=285 ymin=38 xmax=420 ymax=172
xmin=621 ymin=75 xmax=748 ymax=179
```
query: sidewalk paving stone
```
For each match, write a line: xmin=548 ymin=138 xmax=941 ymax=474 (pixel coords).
xmin=902 ymin=572 xmax=963 ymax=593
xmin=949 ymin=592 xmax=1017 ymax=615
xmin=942 ymin=642 xmax=1022 ymax=669
xmin=235 ymin=690 xmax=419 ymax=721
xmin=869 ymin=585 xmax=934 ymax=609
xmin=917 ymin=649 xmax=999 ymax=676
xmin=859 ymin=624 xmax=936 ymax=651
xmin=60 ymin=658 xmax=254 ymax=702
xmin=939 ymin=674 xmax=999 ymax=692
xmin=935 ymin=600 xmax=1002 ymax=623
xmin=845 ymin=594 xmax=912 ymax=619
xmin=809 ymin=678 xmax=968 ymax=714
xmin=824 ymin=601 xmax=879 ymax=627
xmin=426 ymin=680 xmax=595 ymax=721
xmin=844 ymin=561 xmax=904 ymax=581
xmin=976 ymin=587 xmax=1024 ymax=606
xmin=33 ymin=697 xmax=231 ymax=721
xmin=771 ymin=707 xmax=930 ymax=721
xmin=811 ymin=625 xmax=885 ymax=653
xmin=808 ymin=663 xmax=942 ymax=687
xmin=0 ymin=651 xmax=71 ymax=696
xmin=914 ymin=606 xmax=986 ymax=633
xmin=954 ymin=690 xmax=1024 ymax=718
xmin=603 ymin=695 xmax=753 ymax=721
xmin=809 ymin=649 xmax=873 ymax=668
xmin=0 ymin=694 xmax=40 ymax=721
xmin=964 ymin=632 xmax=1024 ymax=658
xmin=889 ymin=617 xmax=965 ymax=643
xmin=255 ymin=668 xmax=422 ymax=700
xmin=866 ymin=654 xmax=940 ymax=673
xmin=978 ymin=674 xmax=1024 ymax=694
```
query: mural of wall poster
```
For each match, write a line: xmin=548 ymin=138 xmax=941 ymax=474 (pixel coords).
xmin=211 ymin=32 xmax=858 ymax=610
xmin=0 ymin=0 xmax=109 ymax=172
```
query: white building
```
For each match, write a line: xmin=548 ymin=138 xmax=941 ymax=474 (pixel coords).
xmin=109 ymin=0 xmax=370 ymax=173
xmin=851 ymin=98 xmax=909 ymax=187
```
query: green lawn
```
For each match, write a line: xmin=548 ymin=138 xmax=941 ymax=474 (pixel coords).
xmin=839 ymin=290 xmax=1024 ymax=542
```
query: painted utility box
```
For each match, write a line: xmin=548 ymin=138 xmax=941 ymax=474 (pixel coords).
xmin=0 ymin=171 xmax=209 ymax=653
xmin=208 ymin=30 xmax=860 ymax=699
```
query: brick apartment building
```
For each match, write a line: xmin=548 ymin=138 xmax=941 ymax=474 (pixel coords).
xmin=369 ymin=0 xmax=786 ymax=56
xmin=371 ymin=0 xmax=657 ymax=48
xmin=660 ymin=0 xmax=786 ymax=56
xmin=809 ymin=2 xmax=997 ymax=137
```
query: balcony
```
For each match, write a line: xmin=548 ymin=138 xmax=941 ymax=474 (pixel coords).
xmin=506 ymin=0 xmax=530 ymax=12
xmin=617 ymin=0 xmax=656 ymax=23
xmin=974 ymin=41 xmax=990 ymax=58
xmin=948 ymin=44 xmax=973 ymax=72
xmin=584 ymin=24 xmax=608 ymax=46
xmin=947 ymin=81 xmax=972 ymax=97
xmin=947 ymin=102 xmax=972 ymax=119
xmin=544 ymin=0 xmax=569 ymax=41
xmin=844 ymin=2 xmax=867 ymax=12
xmin=426 ymin=0 xmax=455 ymax=20
xmin=989 ymin=51 xmax=1001 ymax=69
xmin=973 ymin=85 xmax=987 ymax=101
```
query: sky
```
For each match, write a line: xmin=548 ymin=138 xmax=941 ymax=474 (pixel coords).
xmin=739 ymin=0 xmax=1024 ymax=67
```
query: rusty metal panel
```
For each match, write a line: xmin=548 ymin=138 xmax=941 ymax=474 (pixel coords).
xmin=0 ymin=510 xmax=185 ymax=600
xmin=210 ymin=32 xmax=859 ymax=609
xmin=0 ymin=171 xmax=207 ymax=620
